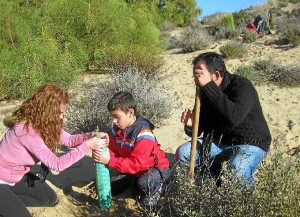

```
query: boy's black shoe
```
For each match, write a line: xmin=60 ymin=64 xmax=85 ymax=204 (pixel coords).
xmin=142 ymin=183 xmax=164 ymax=206
xmin=142 ymin=191 xmax=161 ymax=206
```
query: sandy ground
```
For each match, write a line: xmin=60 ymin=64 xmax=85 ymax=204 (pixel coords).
xmin=0 ymin=29 xmax=299 ymax=216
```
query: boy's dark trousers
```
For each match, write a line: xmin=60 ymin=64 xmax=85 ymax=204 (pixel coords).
xmin=111 ymin=167 xmax=170 ymax=196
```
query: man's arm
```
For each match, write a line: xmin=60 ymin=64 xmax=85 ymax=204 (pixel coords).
xmin=201 ymin=80 xmax=256 ymax=127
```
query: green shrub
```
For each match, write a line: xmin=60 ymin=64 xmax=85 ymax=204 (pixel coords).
xmin=236 ymin=66 xmax=255 ymax=80
xmin=253 ymin=152 xmax=300 ymax=216
xmin=201 ymin=12 xmax=225 ymax=27
xmin=220 ymin=41 xmax=248 ymax=59
xmin=181 ymin=26 xmax=214 ymax=53
xmin=160 ymin=21 xmax=176 ymax=32
xmin=164 ymin=165 xmax=254 ymax=217
xmin=242 ymin=30 xmax=258 ymax=43
xmin=203 ymin=13 xmax=240 ymax=40
xmin=285 ymin=0 xmax=300 ymax=3
xmin=288 ymin=35 xmax=300 ymax=46
xmin=278 ymin=20 xmax=300 ymax=47
xmin=254 ymin=59 xmax=272 ymax=71
xmin=253 ymin=59 xmax=300 ymax=87
xmin=276 ymin=1 xmax=289 ymax=7
xmin=233 ymin=11 xmax=251 ymax=27
xmin=106 ymin=47 xmax=163 ymax=77
xmin=216 ymin=26 xmax=241 ymax=40
xmin=156 ymin=0 xmax=201 ymax=26
xmin=221 ymin=13 xmax=235 ymax=31
xmin=65 ymin=65 xmax=173 ymax=133
xmin=0 ymin=0 xmax=165 ymax=100
xmin=165 ymin=34 xmax=183 ymax=50
xmin=159 ymin=151 xmax=300 ymax=217
xmin=291 ymin=8 xmax=300 ymax=17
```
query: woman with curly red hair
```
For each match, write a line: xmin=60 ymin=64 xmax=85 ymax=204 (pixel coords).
xmin=0 ymin=84 xmax=108 ymax=217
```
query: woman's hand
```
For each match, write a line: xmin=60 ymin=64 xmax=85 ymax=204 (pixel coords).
xmin=97 ymin=132 xmax=109 ymax=146
xmin=86 ymin=137 xmax=107 ymax=150
xmin=92 ymin=149 xmax=110 ymax=165
xmin=181 ymin=108 xmax=194 ymax=127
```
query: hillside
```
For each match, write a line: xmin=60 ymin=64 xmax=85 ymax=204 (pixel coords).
xmin=0 ymin=26 xmax=299 ymax=216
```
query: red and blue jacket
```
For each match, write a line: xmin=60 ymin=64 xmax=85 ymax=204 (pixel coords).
xmin=108 ymin=115 xmax=169 ymax=176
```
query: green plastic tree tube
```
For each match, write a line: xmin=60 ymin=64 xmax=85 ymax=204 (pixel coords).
xmin=95 ymin=147 xmax=112 ymax=209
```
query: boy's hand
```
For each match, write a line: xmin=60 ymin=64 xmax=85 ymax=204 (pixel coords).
xmin=181 ymin=108 xmax=194 ymax=127
xmin=92 ymin=149 xmax=110 ymax=165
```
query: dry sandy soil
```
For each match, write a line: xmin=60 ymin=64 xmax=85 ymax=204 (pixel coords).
xmin=0 ymin=27 xmax=299 ymax=216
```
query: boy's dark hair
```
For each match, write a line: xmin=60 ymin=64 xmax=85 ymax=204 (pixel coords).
xmin=107 ymin=91 xmax=137 ymax=114
xmin=192 ymin=52 xmax=227 ymax=77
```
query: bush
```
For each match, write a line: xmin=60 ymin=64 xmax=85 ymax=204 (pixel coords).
xmin=253 ymin=58 xmax=300 ymax=87
xmin=156 ymin=0 xmax=201 ymax=26
xmin=291 ymin=8 xmax=300 ymax=17
xmin=254 ymin=59 xmax=272 ymax=71
xmin=0 ymin=0 xmax=165 ymax=100
xmin=254 ymin=59 xmax=300 ymax=87
xmin=253 ymin=152 xmax=300 ymax=216
xmin=164 ymin=165 xmax=255 ymax=217
xmin=221 ymin=13 xmax=235 ymax=31
xmin=0 ymin=1 xmax=87 ymax=100
xmin=284 ymin=0 xmax=300 ymax=3
xmin=288 ymin=35 xmax=300 ymax=46
xmin=233 ymin=11 xmax=251 ymax=27
xmin=277 ymin=19 xmax=300 ymax=46
xmin=159 ymin=151 xmax=300 ymax=217
xmin=201 ymin=12 xmax=225 ymax=27
xmin=203 ymin=13 xmax=240 ymax=40
xmin=242 ymin=30 xmax=258 ymax=43
xmin=181 ymin=26 xmax=214 ymax=53
xmin=236 ymin=66 xmax=255 ymax=80
xmin=215 ymin=26 xmax=241 ymax=40
xmin=219 ymin=41 xmax=248 ymax=59
xmin=164 ymin=34 xmax=183 ymax=50
xmin=65 ymin=65 xmax=173 ymax=134
xmin=160 ymin=21 xmax=176 ymax=32
xmin=277 ymin=1 xmax=289 ymax=7
xmin=106 ymin=48 xmax=163 ymax=77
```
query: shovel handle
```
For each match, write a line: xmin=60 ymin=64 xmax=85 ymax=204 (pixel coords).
xmin=189 ymin=87 xmax=200 ymax=181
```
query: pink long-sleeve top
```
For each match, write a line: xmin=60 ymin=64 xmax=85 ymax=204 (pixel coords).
xmin=0 ymin=124 xmax=93 ymax=184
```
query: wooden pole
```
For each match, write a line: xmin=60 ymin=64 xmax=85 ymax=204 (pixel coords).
xmin=189 ymin=87 xmax=201 ymax=181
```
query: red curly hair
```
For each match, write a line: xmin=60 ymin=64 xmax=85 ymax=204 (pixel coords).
xmin=6 ymin=84 xmax=69 ymax=151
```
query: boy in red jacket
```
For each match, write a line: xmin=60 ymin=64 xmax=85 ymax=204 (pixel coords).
xmin=93 ymin=91 xmax=170 ymax=206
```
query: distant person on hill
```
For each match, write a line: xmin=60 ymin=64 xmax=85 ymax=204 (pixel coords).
xmin=93 ymin=91 xmax=170 ymax=206
xmin=253 ymin=15 xmax=271 ymax=34
xmin=0 ymin=84 xmax=108 ymax=217
xmin=176 ymin=52 xmax=271 ymax=187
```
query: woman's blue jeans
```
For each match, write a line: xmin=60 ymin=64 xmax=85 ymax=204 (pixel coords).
xmin=175 ymin=139 xmax=267 ymax=187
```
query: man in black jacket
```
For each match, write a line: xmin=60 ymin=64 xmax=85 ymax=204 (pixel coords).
xmin=176 ymin=52 xmax=271 ymax=187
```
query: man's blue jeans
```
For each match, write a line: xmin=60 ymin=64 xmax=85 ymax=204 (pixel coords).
xmin=175 ymin=139 xmax=267 ymax=186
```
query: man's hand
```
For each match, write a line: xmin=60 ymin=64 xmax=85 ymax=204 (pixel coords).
xmin=193 ymin=68 xmax=213 ymax=87
xmin=181 ymin=108 xmax=194 ymax=127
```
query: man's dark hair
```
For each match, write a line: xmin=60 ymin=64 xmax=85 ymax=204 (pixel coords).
xmin=107 ymin=91 xmax=137 ymax=114
xmin=192 ymin=52 xmax=227 ymax=77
